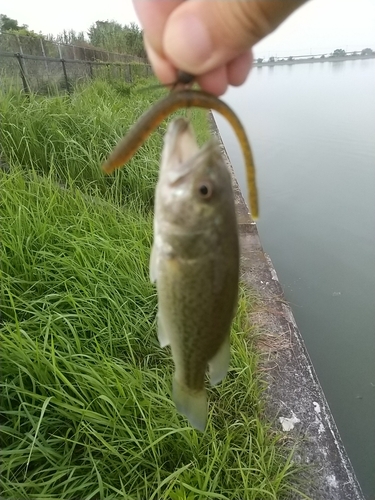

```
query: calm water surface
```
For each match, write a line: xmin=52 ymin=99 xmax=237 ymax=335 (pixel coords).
xmin=215 ymin=59 xmax=375 ymax=498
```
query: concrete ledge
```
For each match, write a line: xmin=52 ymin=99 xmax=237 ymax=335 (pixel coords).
xmin=209 ymin=113 xmax=364 ymax=500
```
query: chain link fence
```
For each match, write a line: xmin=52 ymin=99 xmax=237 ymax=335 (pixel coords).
xmin=0 ymin=33 xmax=152 ymax=94
xmin=0 ymin=32 xmax=146 ymax=63
xmin=0 ymin=51 xmax=153 ymax=94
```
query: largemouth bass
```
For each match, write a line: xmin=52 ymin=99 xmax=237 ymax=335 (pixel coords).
xmin=151 ymin=117 xmax=239 ymax=431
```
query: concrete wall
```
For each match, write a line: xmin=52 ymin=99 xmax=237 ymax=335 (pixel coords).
xmin=209 ymin=114 xmax=365 ymax=500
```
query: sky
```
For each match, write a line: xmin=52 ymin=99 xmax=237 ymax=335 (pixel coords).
xmin=2 ymin=0 xmax=375 ymax=57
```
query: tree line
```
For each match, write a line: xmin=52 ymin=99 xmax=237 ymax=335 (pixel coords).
xmin=0 ymin=13 xmax=146 ymax=59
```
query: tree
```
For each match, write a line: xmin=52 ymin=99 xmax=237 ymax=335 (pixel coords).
xmin=361 ymin=48 xmax=374 ymax=56
xmin=51 ymin=29 xmax=86 ymax=45
xmin=124 ymin=22 xmax=146 ymax=58
xmin=332 ymin=48 xmax=346 ymax=57
xmin=0 ymin=14 xmax=28 ymax=33
xmin=256 ymin=58 xmax=263 ymax=64
xmin=88 ymin=20 xmax=146 ymax=58
xmin=0 ymin=13 xmax=41 ymax=39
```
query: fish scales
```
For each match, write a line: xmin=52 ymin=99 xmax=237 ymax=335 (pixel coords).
xmin=151 ymin=117 xmax=239 ymax=431
xmin=158 ymin=251 xmax=238 ymax=388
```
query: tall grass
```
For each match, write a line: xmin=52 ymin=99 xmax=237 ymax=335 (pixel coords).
xmin=0 ymin=81 xmax=303 ymax=499
xmin=0 ymin=79 xmax=208 ymax=209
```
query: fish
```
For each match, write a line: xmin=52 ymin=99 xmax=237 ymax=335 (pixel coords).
xmin=102 ymin=88 xmax=258 ymax=219
xmin=150 ymin=117 xmax=239 ymax=431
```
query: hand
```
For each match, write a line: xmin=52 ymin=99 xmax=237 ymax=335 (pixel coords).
xmin=133 ymin=0 xmax=306 ymax=95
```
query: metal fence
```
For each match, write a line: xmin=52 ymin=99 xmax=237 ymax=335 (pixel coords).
xmin=0 ymin=32 xmax=146 ymax=63
xmin=0 ymin=51 xmax=153 ymax=94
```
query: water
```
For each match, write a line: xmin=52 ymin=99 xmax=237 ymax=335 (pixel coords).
xmin=214 ymin=59 xmax=375 ymax=498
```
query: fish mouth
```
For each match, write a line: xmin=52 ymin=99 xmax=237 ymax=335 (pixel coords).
xmin=161 ymin=117 xmax=218 ymax=186
xmin=162 ymin=117 xmax=213 ymax=185
xmin=168 ymin=116 xmax=191 ymax=137
xmin=164 ymin=117 xmax=198 ymax=164
xmin=166 ymin=117 xmax=191 ymax=142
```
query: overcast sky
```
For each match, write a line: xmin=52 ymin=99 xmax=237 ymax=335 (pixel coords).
xmin=3 ymin=0 xmax=375 ymax=57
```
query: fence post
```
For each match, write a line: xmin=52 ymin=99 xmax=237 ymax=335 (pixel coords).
xmin=16 ymin=35 xmax=23 ymax=54
xmin=15 ymin=53 xmax=30 ymax=94
xmin=40 ymin=38 xmax=49 ymax=74
xmin=61 ymin=59 xmax=71 ymax=94
xmin=127 ymin=64 xmax=132 ymax=83
xmin=88 ymin=62 xmax=94 ymax=79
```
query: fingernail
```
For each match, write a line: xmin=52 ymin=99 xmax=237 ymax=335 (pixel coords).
xmin=165 ymin=14 xmax=213 ymax=72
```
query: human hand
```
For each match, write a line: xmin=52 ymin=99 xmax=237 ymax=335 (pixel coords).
xmin=133 ymin=0 xmax=306 ymax=95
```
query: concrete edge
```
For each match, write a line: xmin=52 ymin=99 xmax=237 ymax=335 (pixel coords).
xmin=208 ymin=112 xmax=365 ymax=500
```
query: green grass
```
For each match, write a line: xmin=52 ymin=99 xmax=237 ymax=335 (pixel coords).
xmin=0 ymin=78 xmax=210 ymax=209
xmin=0 ymin=80 xmax=303 ymax=499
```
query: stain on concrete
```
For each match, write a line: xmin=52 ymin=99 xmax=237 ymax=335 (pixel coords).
xmin=209 ymin=113 xmax=365 ymax=500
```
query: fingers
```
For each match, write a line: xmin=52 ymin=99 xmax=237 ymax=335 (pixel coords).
xmin=227 ymin=51 xmax=253 ymax=87
xmin=134 ymin=0 xmax=306 ymax=94
xmin=196 ymin=66 xmax=229 ymax=97
xmin=163 ymin=0 xmax=305 ymax=75
xmin=194 ymin=51 xmax=253 ymax=96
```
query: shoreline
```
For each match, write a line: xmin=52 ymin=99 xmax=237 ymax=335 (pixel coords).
xmin=253 ymin=54 xmax=375 ymax=68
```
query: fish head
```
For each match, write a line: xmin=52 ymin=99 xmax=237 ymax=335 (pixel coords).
xmin=156 ymin=117 xmax=233 ymax=229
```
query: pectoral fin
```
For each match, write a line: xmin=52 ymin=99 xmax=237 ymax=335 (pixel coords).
xmin=208 ymin=336 xmax=231 ymax=386
xmin=149 ymin=243 xmax=157 ymax=283
xmin=157 ymin=311 xmax=170 ymax=348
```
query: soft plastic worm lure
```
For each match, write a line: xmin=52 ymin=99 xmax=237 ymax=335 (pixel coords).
xmin=102 ymin=87 xmax=259 ymax=218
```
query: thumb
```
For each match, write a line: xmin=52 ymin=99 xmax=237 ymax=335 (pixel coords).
xmin=164 ymin=0 xmax=306 ymax=75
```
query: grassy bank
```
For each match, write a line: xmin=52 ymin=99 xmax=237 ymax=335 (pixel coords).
xmin=1 ymin=80 xmax=301 ymax=499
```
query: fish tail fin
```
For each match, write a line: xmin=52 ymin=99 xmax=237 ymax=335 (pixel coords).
xmin=173 ymin=377 xmax=207 ymax=432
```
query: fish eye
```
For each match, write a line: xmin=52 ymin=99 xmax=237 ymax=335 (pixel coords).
xmin=198 ymin=182 xmax=213 ymax=199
